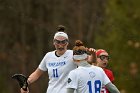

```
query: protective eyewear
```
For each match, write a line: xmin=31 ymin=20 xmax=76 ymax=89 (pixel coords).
xmin=54 ymin=39 xmax=68 ymax=44
xmin=73 ymin=50 xmax=87 ymax=55
xmin=98 ymin=55 xmax=110 ymax=61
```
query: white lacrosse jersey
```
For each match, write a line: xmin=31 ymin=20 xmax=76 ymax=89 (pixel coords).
xmin=39 ymin=50 xmax=77 ymax=93
xmin=66 ymin=65 xmax=111 ymax=93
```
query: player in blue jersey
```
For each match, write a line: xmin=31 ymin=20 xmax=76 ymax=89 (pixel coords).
xmin=20 ymin=25 xmax=95 ymax=93
xmin=66 ymin=40 xmax=120 ymax=93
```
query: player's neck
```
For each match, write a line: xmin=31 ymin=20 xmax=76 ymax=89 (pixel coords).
xmin=78 ymin=61 xmax=91 ymax=67
xmin=55 ymin=50 xmax=66 ymax=57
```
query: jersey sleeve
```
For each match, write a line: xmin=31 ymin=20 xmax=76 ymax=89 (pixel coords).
xmin=66 ymin=70 xmax=78 ymax=89
xmin=38 ymin=53 xmax=48 ymax=71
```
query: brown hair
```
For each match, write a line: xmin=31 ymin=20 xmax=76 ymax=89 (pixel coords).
xmin=57 ymin=25 xmax=66 ymax=32
xmin=73 ymin=40 xmax=86 ymax=52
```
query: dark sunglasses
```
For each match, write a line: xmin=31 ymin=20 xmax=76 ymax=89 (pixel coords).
xmin=73 ymin=50 xmax=87 ymax=55
xmin=54 ymin=39 xmax=68 ymax=44
xmin=98 ymin=55 xmax=110 ymax=61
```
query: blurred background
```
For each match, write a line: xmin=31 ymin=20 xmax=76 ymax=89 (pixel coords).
xmin=0 ymin=0 xmax=140 ymax=93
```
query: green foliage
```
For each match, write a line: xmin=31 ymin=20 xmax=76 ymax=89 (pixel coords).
xmin=95 ymin=0 xmax=140 ymax=92
xmin=0 ymin=0 xmax=140 ymax=93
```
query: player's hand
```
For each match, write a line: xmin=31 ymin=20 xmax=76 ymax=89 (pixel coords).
xmin=20 ymin=88 xmax=29 ymax=93
xmin=87 ymin=48 xmax=96 ymax=54
xmin=86 ymin=48 xmax=96 ymax=64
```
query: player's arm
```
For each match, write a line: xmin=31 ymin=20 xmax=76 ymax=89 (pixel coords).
xmin=27 ymin=68 xmax=44 ymax=84
xmin=87 ymin=48 xmax=96 ymax=64
xmin=21 ymin=68 xmax=44 ymax=93
xmin=66 ymin=70 xmax=78 ymax=93
xmin=105 ymin=82 xmax=120 ymax=93
xmin=67 ymin=88 xmax=75 ymax=93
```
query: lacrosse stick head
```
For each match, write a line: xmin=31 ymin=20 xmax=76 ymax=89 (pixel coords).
xmin=12 ymin=74 xmax=28 ymax=91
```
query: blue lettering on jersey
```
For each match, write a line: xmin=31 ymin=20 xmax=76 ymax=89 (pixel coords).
xmin=48 ymin=61 xmax=66 ymax=67
xmin=87 ymin=80 xmax=101 ymax=93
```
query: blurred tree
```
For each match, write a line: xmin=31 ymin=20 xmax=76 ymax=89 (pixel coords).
xmin=0 ymin=0 xmax=103 ymax=93
xmin=0 ymin=0 xmax=139 ymax=93
xmin=94 ymin=0 xmax=140 ymax=93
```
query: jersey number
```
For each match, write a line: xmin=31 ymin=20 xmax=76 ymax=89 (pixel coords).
xmin=53 ymin=69 xmax=58 ymax=77
xmin=87 ymin=80 xmax=101 ymax=93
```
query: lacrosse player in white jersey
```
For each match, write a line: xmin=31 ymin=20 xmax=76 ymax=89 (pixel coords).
xmin=20 ymin=25 xmax=96 ymax=93
xmin=66 ymin=40 xmax=120 ymax=93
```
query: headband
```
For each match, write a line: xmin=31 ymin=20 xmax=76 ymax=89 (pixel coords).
xmin=73 ymin=54 xmax=88 ymax=60
xmin=96 ymin=49 xmax=107 ymax=56
xmin=54 ymin=32 xmax=68 ymax=39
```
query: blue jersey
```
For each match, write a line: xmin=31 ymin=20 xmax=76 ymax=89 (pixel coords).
xmin=39 ymin=50 xmax=77 ymax=93
xmin=66 ymin=66 xmax=111 ymax=93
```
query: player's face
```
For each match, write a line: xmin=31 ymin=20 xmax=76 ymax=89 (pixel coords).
xmin=53 ymin=36 xmax=69 ymax=52
xmin=96 ymin=52 xmax=109 ymax=68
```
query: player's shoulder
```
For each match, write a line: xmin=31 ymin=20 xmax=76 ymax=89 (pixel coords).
xmin=45 ymin=50 xmax=54 ymax=54
xmin=63 ymin=50 xmax=73 ymax=56
xmin=92 ymin=65 xmax=103 ymax=71
xmin=66 ymin=49 xmax=73 ymax=53
xmin=43 ymin=50 xmax=55 ymax=57
xmin=104 ymin=69 xmax=114 ymax=78
xmin=69 ymin=68 xmax=78 ymax=75
xmin=104 ymin=68 xmax=113 ymax=73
